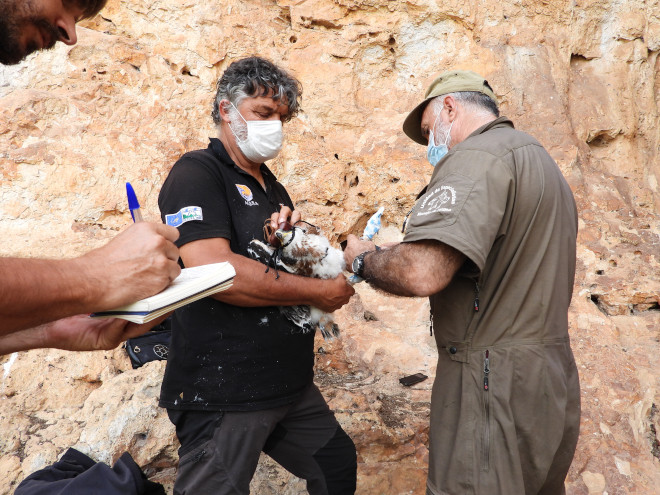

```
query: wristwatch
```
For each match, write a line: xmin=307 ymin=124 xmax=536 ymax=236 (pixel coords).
xmin=352 ymin=251 xmax=369 ymax=278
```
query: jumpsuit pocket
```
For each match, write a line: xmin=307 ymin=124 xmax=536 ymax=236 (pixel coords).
xmin=481 ymin=349 xmax=491 ymax=472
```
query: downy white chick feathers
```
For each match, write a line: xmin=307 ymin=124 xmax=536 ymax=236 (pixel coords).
xmin=247 ymin=225 xmax=345 ymax=339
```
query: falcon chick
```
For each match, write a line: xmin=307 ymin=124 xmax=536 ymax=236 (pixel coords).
xmin=247 ymin=225 xmax=346 ymax=339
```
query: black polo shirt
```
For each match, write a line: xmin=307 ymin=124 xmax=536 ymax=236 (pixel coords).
xmin=157 ymin=138 xmax=315 ymax=411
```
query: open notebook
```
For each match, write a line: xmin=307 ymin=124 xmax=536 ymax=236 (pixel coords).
xmin=92 ymin=262 xmax=235 ymax=324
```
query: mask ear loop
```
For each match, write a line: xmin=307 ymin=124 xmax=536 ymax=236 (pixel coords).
xmin=427 ymin=101 xmax=445 ymax=146
xmin=227 ymin=101 xmax=249 ymax=143
xmin=429 ymin=108 xmax=454 ymax=148
xmin=443 ymin=121 xmax=454 ymax=147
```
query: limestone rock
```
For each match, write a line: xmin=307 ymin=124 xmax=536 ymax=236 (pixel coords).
xmin=1 ymin=0 xmax=659 ymax=494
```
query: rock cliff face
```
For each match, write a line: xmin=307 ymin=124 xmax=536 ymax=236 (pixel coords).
xmin=1 ymin=0 xmax=658 ymax=493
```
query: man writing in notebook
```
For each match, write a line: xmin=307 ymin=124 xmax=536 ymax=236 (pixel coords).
xmin=158 ymin=57 xmax=357 ymax=495
xmin=0 ymin=0 xmax=181 ymax=355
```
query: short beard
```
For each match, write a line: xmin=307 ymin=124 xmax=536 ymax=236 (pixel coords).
xmin=432 ymin=120 xmax=452 ymax=148
xmin=0 ymin=5 xmax=24 ymax=65
xmin=0 ymin=0 xmax=59 ymax=65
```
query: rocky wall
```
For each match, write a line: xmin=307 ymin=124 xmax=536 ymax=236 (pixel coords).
xmin=1 ymin=0 xmax=659 ymax=493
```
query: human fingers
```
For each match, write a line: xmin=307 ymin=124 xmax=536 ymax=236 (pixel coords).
xmin=270 ymin=205 xmax=294 ymax=229
xmin=118 ymin=313 xmax=173 ymax=343
xmin=152 ymin=222 xmax=180 ymax=243
xmin=339 ymin=273 xmax=356 ymax=301
xmin=277 ymin=205 xmax=293 ymax=225
xmin=93 ymin=314 xmax=170 ymax=351
xmin=93 ymin=318 xmax=133 ymax=350
xmin=128 ymin=222 xmax=180 ymax=255
xmin=319 ymin=275 xmax=355 ymax=312
xmin=87 ymin=226 xmax=180 ymax=309
xmin=46 ymin=315 xmax=126 ymax=351
xmin=128 ymin=223 xmax=181 ymax=273
xmin=343 ymin=234 xmax=366 ymax=268
xmin=269 ymin=211 xmax=280 ymax=230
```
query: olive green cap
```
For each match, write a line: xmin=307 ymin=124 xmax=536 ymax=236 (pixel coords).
xmin=402 ymin=70 xmax=497 ymax=145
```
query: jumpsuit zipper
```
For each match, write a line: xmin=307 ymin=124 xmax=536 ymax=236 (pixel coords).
xmin=474 ymin=281 xmax=480 ymax=312
xmin=482 ymin=349 xmax=491 ymax=471
xmin=429 ymin=307 xmax=433 ymax=336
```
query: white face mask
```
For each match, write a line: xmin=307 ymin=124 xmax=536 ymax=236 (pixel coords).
xmin=229 ymin=101 xmax=283 ymax=163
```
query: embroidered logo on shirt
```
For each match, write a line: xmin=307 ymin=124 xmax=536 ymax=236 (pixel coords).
xmin=236 ymin=184 xmax=259 ymax=206
xmin=165 ymin=206 xmax=203 ymax=227
xmin=417 ymin=185 xmax=457 ymax=217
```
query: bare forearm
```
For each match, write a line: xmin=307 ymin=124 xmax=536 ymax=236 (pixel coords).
xmin=181 ymin=237 xmax=353 ymax=313
xmin=361 ymin=245 xmax=429 ymax=296
xmin=214 ymin=255 xmax=335 ymax=308
xmin=0 ymin=222 xmax=179 ymax=344
xmin=359 ymin=241 xmax=466 ymax=297
xmin=0 ymin=324 xmax=48 ymax=355
xmin=0 ymin=257 xmax=98 ymax=336
xmin=0 ymin=313 xmax=174 ymax=356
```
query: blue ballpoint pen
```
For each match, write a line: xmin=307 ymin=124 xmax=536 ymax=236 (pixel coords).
xmin=126 ymin=182 xmax=144 ymax=222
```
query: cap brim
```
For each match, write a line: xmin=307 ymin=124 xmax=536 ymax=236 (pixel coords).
xmin=402 ymin=97 xmax=432 ymax=145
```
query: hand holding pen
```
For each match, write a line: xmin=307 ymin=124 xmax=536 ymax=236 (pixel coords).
xmin=126 ymin=182 xmax=144 ymax=223
xmin=76 ymin=182 xmax=181 ymax=310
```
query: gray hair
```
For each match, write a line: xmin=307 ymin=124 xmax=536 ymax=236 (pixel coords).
xmin=430 ymin=91 xmax=499 ymax=118
xmin=211 ymin=57 xmax=302 ymax=125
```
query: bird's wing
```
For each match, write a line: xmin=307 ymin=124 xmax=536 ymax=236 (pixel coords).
xmin=247 ymin=239 xmax=298 ymax=274
xmin=247 ymin=239 xmax=275 ymax=264
xmin=279 ymin=305 xmax=314 ymax=334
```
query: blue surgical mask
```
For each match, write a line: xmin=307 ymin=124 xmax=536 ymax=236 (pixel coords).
xmin=427 ymin=121 xmax=453 ymax=167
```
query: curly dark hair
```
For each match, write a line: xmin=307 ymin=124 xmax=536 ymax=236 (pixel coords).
xmin=211 ymin=57 xmax=303 ymax=124
xmin=71 ymin=0 xmax=108 ymax=19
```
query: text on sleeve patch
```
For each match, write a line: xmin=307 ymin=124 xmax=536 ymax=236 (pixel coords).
xmin=166 ymin=206 xmax=203 ymax=227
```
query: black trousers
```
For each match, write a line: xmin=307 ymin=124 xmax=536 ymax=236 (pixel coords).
xmin=168 ymin=383 xmax=357 ymax=495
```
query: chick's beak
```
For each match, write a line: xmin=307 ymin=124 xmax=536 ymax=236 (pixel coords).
xmin=275 ymin=230 xmax=290 ymax=242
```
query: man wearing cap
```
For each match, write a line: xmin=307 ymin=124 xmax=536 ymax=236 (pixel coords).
xmin=343 ymin=70 xmax=580 ymax=494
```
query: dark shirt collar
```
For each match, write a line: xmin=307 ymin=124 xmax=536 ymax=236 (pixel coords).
xmin=414 ymin=116 xmax=515 ymax=201
xmin=208 ymin=137 xmax=274 ymax=180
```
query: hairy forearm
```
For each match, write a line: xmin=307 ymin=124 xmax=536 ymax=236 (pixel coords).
xmin=0 ymin=257 xmax=97 ymax=336
xmin=0 ymin=325 xmax=47 ymax=355
xmin=361 ymin=245 xmax=428 ymax=296
xmin=362 ymin=241 xmax=466 ymax=297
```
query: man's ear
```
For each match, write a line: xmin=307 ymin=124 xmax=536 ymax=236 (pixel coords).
xmin=443 ymin=95 xmax=458 ymax=121
xmin=217 ymin=99 xmax=233 ymax=123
